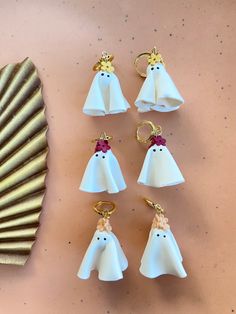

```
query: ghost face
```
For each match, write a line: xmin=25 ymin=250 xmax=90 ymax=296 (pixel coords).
xmin=79 ymin=150 xmax=127 ymax=194
xmin=83 ymin=71 xmax=130 ymax=116
xmin=135 ymin=63 xmax=184 ymax=112
xmin=77 ymin=230 xmax=128 ymax=281
xmin=147 ymin=62 xmax=165 ymax=80
xmin=140 ymin=228 xmax=187 ymax=279
xmin=138 ymin=144 xmax=185 ymax=188
xmin=85 ymin=231 xmax=114 ymax=271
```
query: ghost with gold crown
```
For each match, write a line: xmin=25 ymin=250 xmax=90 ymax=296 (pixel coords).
xmin=140 ymin=199 xmax=187 ymax=279
xmin=135 ymin=47 xmax=184 ymax=112
xmin=79 ymin=132 xmax=127 ymax=194
xmin=83 ymin=51 xmax=130 ymax=116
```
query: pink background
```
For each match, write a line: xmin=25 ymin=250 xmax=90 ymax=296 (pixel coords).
xmin=0 ymin=0 xmax=235 ymax=313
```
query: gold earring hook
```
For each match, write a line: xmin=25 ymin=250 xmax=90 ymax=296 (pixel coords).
xmin=93 ymin=201 xmax=116 ymax=219
xmin=91 ymin=131 xmax=113 ymax=143
xmin=134 ymin=46 xmax=164 ymax=78
xmin=144 ymin=198 xmax=165 ymax=214
xmin=136 ymin=120 xmax=162 ymax=144
xmin=134 ymin=52 xmax=151 ymax=78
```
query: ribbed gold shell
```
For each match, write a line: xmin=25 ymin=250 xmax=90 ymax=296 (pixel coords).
xmin=0 ymin=58 xmax=48 ymax=266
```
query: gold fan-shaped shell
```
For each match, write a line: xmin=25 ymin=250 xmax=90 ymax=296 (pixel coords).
xmin=0 ymin=58 xmax=48 ymax=266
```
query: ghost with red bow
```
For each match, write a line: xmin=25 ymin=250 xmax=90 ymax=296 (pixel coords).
xmin=80 ymin=132 xmax=127 ymax=194
xmin=138 ymin=134 xmax=185 ymax=188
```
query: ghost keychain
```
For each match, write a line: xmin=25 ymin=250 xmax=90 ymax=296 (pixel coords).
xmin=77 ymin=201 xmax=128 ymax=281
xmin=82 ymin=51 xmax=130 ymax=116
xmin=134 ymin=46 xmax=184 ymax=112
xmin=139 ymin=198 xmax=187 ymax=279
xmin=79 ymin=132 xmax=127 ymax=193
xmin=136 ymin=120 xmax=185 ymax=188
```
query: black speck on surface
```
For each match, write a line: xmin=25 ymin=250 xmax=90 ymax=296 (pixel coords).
xmin=131 ymin=208 xmax=135 ymax=211
xmin=154 ymin=28 xmax=157 ymax=32
xmin=80 ymin=299 xmax=83 ymax=303
xmin=132 ymin=36 xmax=135 ymax=40
xmin=224 ymin=116 xmax=227 ymax=119
xmin=169 ymin=33 xmax=173 ymax=36
xmin=68 ymin=241 xmax=71 ymax=244
xmin=202 ymin=156 xmax=206 ymax=159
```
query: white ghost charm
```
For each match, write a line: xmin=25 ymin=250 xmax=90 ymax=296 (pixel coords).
xmin=83 ymin=51 xmax=130 ymax=116
xmin=77 ymin=202 xmax=128 ymax=281
xmin=79 ymin=132 xmax=127 ymax=194
xmin=137 ymin=121 xmax=184 ymax=188
xmin=135 ymin=47 xmax=184 ymax=112
xmin=140 ymin=200 xmax=187 ymax=279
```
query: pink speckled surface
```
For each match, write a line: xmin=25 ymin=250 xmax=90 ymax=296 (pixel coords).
xmin=0 ymin=0 xmax=235 ymax=313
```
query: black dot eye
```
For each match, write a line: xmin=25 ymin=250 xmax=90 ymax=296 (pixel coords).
xmin=101 ymin=73 xmax=104 ymax=76
xmin=95 ymin=154 xmax=98 ymax=157
xmin=107 ymin=74 xmax=110 ymax=77
xmin=156 ymin=66 xmax=159 ymax=69
xmin=104 ymin=238 xmax=106 ymax=241
xmin=97 ymin=237 xmax=100 ymax=240
xmin=157 ymin=234 xmax=160 ymax=237
xmin=102 ymin=156 xmax=105 ymax=159
xmin=151 ymin=67 xmax=154 ymax=70
xmin=159 ymin=149 xmax=162 ymax=151
xmin=163 ymin=235 xmax=166 ymax=238
xmin=153 ymin=149 xmax=156 ymax=152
